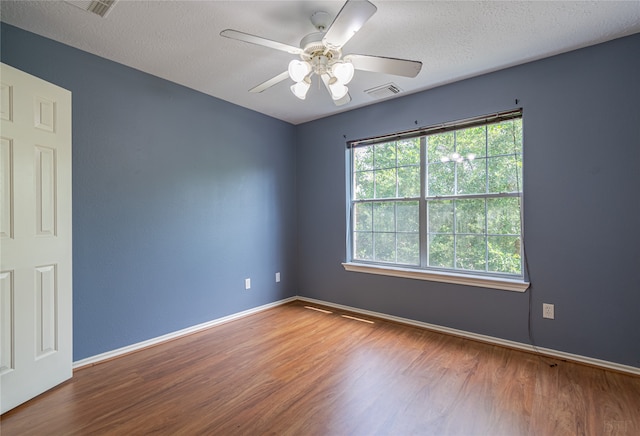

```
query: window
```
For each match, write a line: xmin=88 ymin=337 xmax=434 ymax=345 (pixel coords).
xmin=346 ymin=110 xmax=527 ymax=290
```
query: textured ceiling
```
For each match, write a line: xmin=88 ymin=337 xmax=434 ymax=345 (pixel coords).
xmin=1 ymin=1 xmax=639 ymax=125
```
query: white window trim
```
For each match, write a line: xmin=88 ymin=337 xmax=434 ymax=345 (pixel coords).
xmin=347 ymin=110 xmax=527 ymax=286
xmin=342 ymin=262 xmax=529 ymax=292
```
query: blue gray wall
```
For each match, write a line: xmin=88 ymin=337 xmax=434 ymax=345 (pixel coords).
xmin=2 ymin=23 xmax=639 ymax=368
xmin=1 ymin=24 xmax=298 ymax=361
xmin=296 ymin=33 xmax=640 ymax=368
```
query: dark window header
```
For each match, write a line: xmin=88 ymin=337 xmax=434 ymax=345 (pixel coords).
xmin=347 ymin=109 xmax=522 ymax=149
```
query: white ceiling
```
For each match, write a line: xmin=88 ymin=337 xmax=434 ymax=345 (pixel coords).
xmin=1 ymin=1 xmax=639 ymax=125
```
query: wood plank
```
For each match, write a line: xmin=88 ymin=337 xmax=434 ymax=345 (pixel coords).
xmin=1 ymin=301 xmax=639 ymax=435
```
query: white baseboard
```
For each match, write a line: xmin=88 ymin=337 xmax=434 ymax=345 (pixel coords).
xmin=74 ymin=295 xmax=639 ymax=377
xmin=297 ymin=296 xmax=640 ymax=377
xmin=73 ymin=297 xmax=297 ymax=369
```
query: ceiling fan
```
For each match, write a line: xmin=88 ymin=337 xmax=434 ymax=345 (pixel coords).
xmin=220 ymin=0 xmax=422 ymax=106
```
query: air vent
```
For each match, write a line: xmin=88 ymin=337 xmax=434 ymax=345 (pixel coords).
xmin=66 ymin=0 xmax=117 ymax=18
xmin=365 ymin=83 xmax=403 ymax=99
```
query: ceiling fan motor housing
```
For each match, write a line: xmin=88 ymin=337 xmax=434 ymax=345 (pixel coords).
xmin=299 ymin=32 xmax=342 ymax=75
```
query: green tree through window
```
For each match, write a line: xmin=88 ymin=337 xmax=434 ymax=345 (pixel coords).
xmin=349 ymin=111 xmax=523 ymax=277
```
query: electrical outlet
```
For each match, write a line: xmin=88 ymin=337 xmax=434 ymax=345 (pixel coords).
xmin=543 ymin=303 xmax=554 ymax=319
xmin=275 ymin=272 xmax=281 ymax=283
xmin=245 ymin=278 xmax=251 ymax=290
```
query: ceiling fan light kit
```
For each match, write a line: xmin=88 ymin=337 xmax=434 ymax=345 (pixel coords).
xmin=291 ymin=78 xmax=312 ymax=100
xmin=220 ymin=0 xmax=422 ymax=106
xmin=332 ymin=62 xmax=355 ymax=84
xmin=288 ymin=60 xmax=312 ymax=83
xmin=328 ymin=77 xmax=349 ymax=100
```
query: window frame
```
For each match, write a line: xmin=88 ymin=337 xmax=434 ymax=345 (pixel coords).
xmin=344 ymin=110 xmax=529 ymax=292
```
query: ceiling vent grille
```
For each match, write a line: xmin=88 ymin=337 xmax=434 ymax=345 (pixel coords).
xmin=365 ymin=83 xmax=403 ymax=99
xmin=66 ymin=0 xmax=117 ymax=18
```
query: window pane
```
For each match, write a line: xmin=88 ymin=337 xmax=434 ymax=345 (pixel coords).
xmin=427 ymin=132 xmax=454 ymax=163
xmin=428 ymin=200 xmax=453 ymax=233
xmin=374 ymin=142 xmax=396 ymax=169
xmin=488 ymin=121 xmax=518 ymax=156
xmin=456 ymin=235 xmax=486 ymax=271
xmin=354 ymin=202 xmax=373 ymax=231
xmin=456 ymin=159 xmax=486 ymax=195
xmin=488 ymin=155 xmax=520 ymax=193
xmin=374 ymin=233 xmax=395 ymax=262
xmin=354 ymin=232 xmax=373 ymax=260
xmin=427 ymin=162 xmax=455 ymax=196
xmin=488 ymin=236 xmax=521 ymax=274
xmin=354 ymin=170 xmax=374 ymax=199
xmin=397 ymin=138 xmax=420 ymax=166
xmin=375 ymin=168 xmax=397 ymax=198
xmin=397 ymin=166 xmax=420 ymax=198
xmin=487 ymin=197 xmax=520 ymax=235
xmin=397 ymin=201 xmax=419 ymax=232
xmin=514 ymin=120 xmax=523 ymax=151
xmin=354 ymin=146 xmax=374 ymax=171
xmin=428 ymin=234 xmax=454 ymax=268
xmin=349 ymin=112 xmax=523 ymax=277
xmin=456 ymin=126 xmax=486 ymax=158
xmin=397 ymin=233 xmax=420 ymax=265
xmin=456 ymin=199 xmax=486 ymax=234
xmin=373 ymin=202 xmax=395 ymax=232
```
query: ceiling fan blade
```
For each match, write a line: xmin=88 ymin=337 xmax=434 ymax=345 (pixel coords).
xmin=321 ymin=74 xmax=352 ymax=106
xmin=220 ymin=29 xmax=303 ymax=55
xmin=322 ymin=0 xmax=377 ymax=50
xmin=249 ymin=71 xmax=290 ymax=93
xmin=344 ymin=54 xmax=422 ymax=78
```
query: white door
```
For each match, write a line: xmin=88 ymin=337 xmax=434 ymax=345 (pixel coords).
xmin=0 ymin=63 xmax=72 ymax=414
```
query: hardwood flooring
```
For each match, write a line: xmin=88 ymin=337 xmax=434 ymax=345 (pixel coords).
xmin=2 ymin=301 xmax=639 ymax=435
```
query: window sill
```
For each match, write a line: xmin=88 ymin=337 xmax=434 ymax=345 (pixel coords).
xmin=342 ymin=262 xmax=530 ymax=292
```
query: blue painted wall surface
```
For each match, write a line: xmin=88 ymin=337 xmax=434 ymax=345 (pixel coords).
xmin=3 ymin=22 xmax=639 ymax=368
xmin=1 ymin=24 xmax=298 ymax=361
xmin=296 ymin=34 xmax=640 ymax=368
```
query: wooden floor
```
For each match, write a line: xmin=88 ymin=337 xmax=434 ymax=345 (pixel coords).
xmin=1 ymin=301 xmax=639 ymax=435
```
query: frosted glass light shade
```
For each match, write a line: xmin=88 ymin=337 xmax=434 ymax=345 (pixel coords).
xmin=328 ymin=78 xmax=348 ymax=100
xmin=291 ymin=79 xmax=311 ymax=100
xmin=332 ymin=62 xmax=354 ymax=84
xmin=288 ymin=60 xmax=311 ymax=83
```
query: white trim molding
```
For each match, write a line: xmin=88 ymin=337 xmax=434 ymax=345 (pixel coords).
xmin=342 ymin=262 xmax=530 ymax=292
xmin=298 ymin=296 xmax=640 ymax=377
xmin=73 ymin=297 xmax=297 ymax=369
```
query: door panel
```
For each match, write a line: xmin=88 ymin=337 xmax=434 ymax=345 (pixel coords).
xmin=0 ymin=63 xmax=72 ymax=414
xmin=0 ymin=270 xmax=14 ymax=375
xmin=35 ymin=145 xmax=57 ymax=237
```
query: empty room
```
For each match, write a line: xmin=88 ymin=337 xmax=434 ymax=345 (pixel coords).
xmin=1 ymin=1 xmax=639 ymax=434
